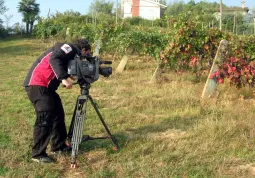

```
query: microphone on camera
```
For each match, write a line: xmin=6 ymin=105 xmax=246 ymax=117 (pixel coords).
xmin=100 ymin=61 xmax=112 ymax=65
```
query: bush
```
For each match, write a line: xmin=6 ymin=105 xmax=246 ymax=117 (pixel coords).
xmin=0 ymin=27 xmax=8 ymax=38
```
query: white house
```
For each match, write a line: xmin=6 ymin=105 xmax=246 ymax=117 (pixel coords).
xmin=121 ymin=0 xmax=167 ymax=20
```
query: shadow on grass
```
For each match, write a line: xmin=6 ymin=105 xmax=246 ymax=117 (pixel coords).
xmin=74 ymin=110 xmax=211 ymax=153
xmin=76 ymin=115 xmax=202 ymax=154
xmin=128 ymin=115 xmax=203 ymax=136
xmin=78 ymin=132 xmax=129 ymax=153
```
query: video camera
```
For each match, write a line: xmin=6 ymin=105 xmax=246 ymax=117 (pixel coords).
xmin=67 ymin=55 xmax=112 ymax=84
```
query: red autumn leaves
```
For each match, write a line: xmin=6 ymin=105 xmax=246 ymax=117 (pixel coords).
xmin=209 ymin=57 xmax=255 ymax=88
xmin=189 ymin=56 xmax=198 ymax=67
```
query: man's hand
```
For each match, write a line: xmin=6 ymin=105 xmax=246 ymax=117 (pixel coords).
xmin=62 ymin=77 xmax=73 ymax=89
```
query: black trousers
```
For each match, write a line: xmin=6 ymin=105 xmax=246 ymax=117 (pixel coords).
xmin=25 ymin=86 xmax=67 ymax=158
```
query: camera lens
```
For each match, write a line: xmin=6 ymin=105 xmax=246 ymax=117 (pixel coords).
xmin=100 ymin=67 xmax=112 ymax=77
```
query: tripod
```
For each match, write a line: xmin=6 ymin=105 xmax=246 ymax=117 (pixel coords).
xmin=67 ymin=82 xmax=119 ymax=168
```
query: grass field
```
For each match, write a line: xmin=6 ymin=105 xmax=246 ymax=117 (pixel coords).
xmin=1 ymin=38 xmax=255 ymax=178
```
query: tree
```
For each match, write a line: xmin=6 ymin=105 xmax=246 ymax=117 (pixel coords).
xmin=0 ymin=0 xmax=7 ymax=27
xmin=164 ymin=1 xmax=188 ymax=16
xmin=160 ymin=0 xmax=167 ymax=18
xmin=88 ymin=0 xmax=114 ymax=15
xmin=17 ymin=0 xmax=40 ymax=34
xmin=0 ymin=0 xmax=7 ymax=15
xmin=4 ymin=14 xmax=13 ymax=28
xmin=164 ymin=1 xmax=219 ymax=29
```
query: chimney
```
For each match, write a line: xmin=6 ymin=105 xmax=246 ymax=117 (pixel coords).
xmin=241 ymin=1 xmax=245 ymax=9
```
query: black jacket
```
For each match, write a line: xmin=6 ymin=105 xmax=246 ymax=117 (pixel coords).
xmin=23 ymin=43 xmax=80 ymax=90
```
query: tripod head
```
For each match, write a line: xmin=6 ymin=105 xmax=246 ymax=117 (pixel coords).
xmin=71 ymin=81 xmax=91 ymax=96
xmin=79 ymin=82 xmax=91 ymax=95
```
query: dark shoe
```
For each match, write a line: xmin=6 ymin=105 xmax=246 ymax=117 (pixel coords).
xmin=51 ymin=145 xmax=72 ymax=154
xmin=31 ymin=156 xmax=55 ymax=163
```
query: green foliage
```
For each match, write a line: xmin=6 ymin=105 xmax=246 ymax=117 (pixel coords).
xmin=12 ymin=22 xmax=25 ymax=35
xmin=49 ymin=10 xmax=86 ymax=24
xmin=32 ymin=7 xmax=255 ymax=89
xmin=161 ymin=11 xmax=238 ymax=71
xmin=153 ymin=18 xmax=168 ymax=28
xmin=0 ymin=26 xmax=8 ymax=38
xmin=88 ymin=0 xmax=114 ymax=15
xmin=33 ymin=13 xmax=169 ymax=58
xmin=0 ymin=0 xmax=7 ymax=15
xmin=0 ymin=0 xmax=7 ymax=37
xmin=160 ymin=12 xmax=255 ymax=88
xmin=231 ymin=35 xmax=255 ymax=60
xmin=165 ymin=1 xmax=188 ymax=16
xmin=33 ymin=20 xmax=64 ymax=39
xmin=123 ymin=17 xmax=150 ymax=26
xmin=92 ymin=13 xmax=116 ymax=28
xmin=0 ymin=166 xmax=9 ymax=177
xmin=108 ymin=26 xmax=169 ymax=58
xmin=165 ymin=1 xmax=253 ymax=35
xmin=79 ymin=24 xmax=98 ymax=43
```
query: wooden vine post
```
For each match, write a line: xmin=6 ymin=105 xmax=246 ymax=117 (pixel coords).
xmin=150 ymin=63 xmax=164 ymax=83
xmin=201 ymin=39 xmax=229 ymax=99
xmin=116 ymin=55 xmax=129 ymax=73
xmin=65 ymin=27 xmax=71 ymax=42
xmin=93 ymin=39 xmax=101 ymax=57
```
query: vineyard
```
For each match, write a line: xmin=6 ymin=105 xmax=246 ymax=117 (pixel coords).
xmin=34 ymin=12 xmax=255 ymax=89
xmin=2 ymin=7 xmax=255 ymax=178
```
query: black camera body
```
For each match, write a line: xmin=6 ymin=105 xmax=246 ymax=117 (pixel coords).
xmin=67 ymin=55 xmax=112 ymax=84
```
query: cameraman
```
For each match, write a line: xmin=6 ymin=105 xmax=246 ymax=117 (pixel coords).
xmin=23 ymin=38 xmax=91 ymax=163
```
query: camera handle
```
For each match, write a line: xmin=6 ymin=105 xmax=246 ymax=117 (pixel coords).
xmin=67 ymin=83 xmax=119 ymax=168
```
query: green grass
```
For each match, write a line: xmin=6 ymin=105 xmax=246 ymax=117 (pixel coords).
xmin=1 ymin=38 xmax=255 ymax=177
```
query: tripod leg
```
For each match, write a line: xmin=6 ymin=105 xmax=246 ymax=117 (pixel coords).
xmin=67 ymin=99 xmax=79 ymax=144
xmin=70 ymin=95 xmax=88 ymax=167
xmin=88 ymin=95 xmax=119 ymax=150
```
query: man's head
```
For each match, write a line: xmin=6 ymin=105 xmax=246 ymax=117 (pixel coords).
xmin=74 ymin=38 xmax=91 ymax=56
